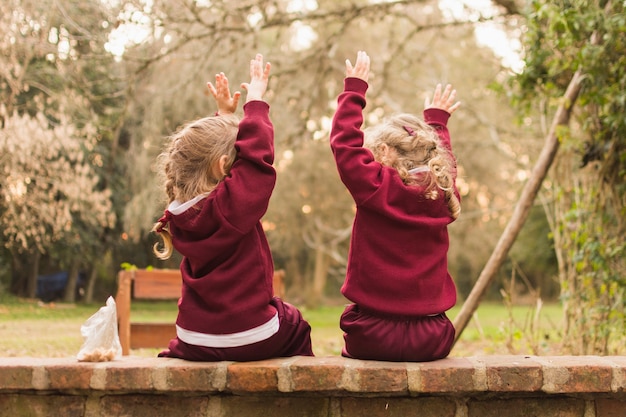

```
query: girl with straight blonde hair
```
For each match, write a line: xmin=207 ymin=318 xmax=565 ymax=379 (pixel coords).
xmin=153 ymin=54 xmax=313 ymax=361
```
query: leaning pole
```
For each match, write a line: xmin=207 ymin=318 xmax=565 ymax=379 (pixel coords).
xmin=452 ymin=69 xmax=585 ymax=346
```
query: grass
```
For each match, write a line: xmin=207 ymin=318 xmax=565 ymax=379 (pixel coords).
xmin=0 ymin=293 xmax=564 ymax=358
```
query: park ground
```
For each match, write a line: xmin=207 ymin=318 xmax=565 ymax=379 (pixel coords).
xmin=0 ymin=294 xmax=565 ymax=358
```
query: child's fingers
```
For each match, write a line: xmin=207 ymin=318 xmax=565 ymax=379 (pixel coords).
xmin=207 ymin=82 xmax=217 ymax=97
xmin=432 ymin=84 xmax=442 ymax=103
xmin=446 ymin=88 xmax=457 ymax=103
xmin=355 ymin=51 xmax=369 ymax=71
xmin=250 ymin=54 xmax=264 ymax=75
xmin=346 ymin=59 xmax=354 ymax=74
xmin=250 ymin=58 xmax=259 ymax=78
xmin=231 ymin=91 xmax=241 ymax=107
xmin=358 ymin=51 xmax=369 ymax=65
xmin=441 ymin=85 xmax=455 ymax=103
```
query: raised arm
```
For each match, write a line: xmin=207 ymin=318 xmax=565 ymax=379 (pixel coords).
xmin=329 ymin=51 xmax=385 ymax=204
xmin=423 ymin=84 xmax=460 ymax=170
xmin=215 ymin=53 xmax=275 ymax=233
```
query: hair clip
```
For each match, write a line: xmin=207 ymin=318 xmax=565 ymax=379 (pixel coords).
xmin=403 ymin=125 xmax=416 ymax=136
xmin=408 ymin=166 xmax=430 ymax=175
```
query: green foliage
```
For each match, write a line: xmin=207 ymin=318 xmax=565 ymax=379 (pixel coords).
xmin=557 ymin=179 xmax=625 ymax=354
xmin=512 ymin=0 xmax=626 ymax=354
xmin=120 ymin=262 xmax=137 ymax=271
xmin=516 ymin=0 xmax=626 ymax=180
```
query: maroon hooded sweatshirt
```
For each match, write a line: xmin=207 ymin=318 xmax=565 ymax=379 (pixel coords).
xmin=330 ymin=78 xmax=459 ymax=317
xmin=166 ymin=101 xmax=277 ymax=335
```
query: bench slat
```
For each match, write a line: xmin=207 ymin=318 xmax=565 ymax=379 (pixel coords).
xmin=129 ymin=323 xmax=176 ymax=349
xmin=117 ymin=268 xmax=285 ymax=355
xmin=133 ymin=269 xmax=181 ymax=300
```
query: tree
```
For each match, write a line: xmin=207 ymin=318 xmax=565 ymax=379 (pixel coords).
xmin=1 ymin=0 xmax=559 ymax=308
xmin=511 ymin=0 xmax=625 ymax=354
xmin=118 ymin=0 xmax=549 ymax=306
xmin=0 ymin=111 xmax=115 ymax=297
xmin=266 ymin=138 xmax=353 ymax=305
xmin=0 ymin=0 xmax=125 ymax=301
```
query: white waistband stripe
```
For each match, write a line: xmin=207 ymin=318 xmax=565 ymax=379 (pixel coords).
xmin=176 ymin=313 xmax=280 ymax=348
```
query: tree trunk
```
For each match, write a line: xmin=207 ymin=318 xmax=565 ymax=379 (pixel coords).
xmin=10 ymin=252 xmax=25 ymax=296
xmin=84 ymin=267 xmax=98 ymax=303
xmin=26 ymin=251 xmax=40 ymax=299
xmin=306 ymin=228 xmax=330 ymax=308
xmin=286 ymin=248 xmax=303 ymax=298
xmin=63 ymin=260 xmax=80 ymax=303
xmin=311 ymin=247 xmax=329 ymax=307
xmin=452 ymin=69 xmax=585 ymax=346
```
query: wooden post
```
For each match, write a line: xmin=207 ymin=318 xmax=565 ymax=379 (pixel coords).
xmin=116 ymin=270 xmax=132 ymax=355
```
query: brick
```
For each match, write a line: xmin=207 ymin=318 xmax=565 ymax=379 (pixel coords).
xmin=217 ymin=395 xmax=329 ymax=417
xmin=481 ymin=355 xmax=543 ymax=392
xmin=341 ymin=397 xmax=456 ymax=417
xmin=468 ymin=397 xmax=586 ymax=417
xmin=227 ymin=358 xmax=282 ymax=393
xmin=47 ymin=361 xmax=94 ymax=390
xmin=536 ymin=356 xmax=614 ymax=393
xmin=595 ymin=398 xmax=626 ymax=417
xmin=0 ymin=358 xmax=60 ymax=390
xmin=409 ymin=357 xmax=478 ymax=393
xmin=0 ymin=363 xmax=34 ymax=390
xmin=99 ymin=394 xmax=208 ymax=417
xmin=102 ymin=359 xmax=155 ymax=390
xmin=346 ymin=359 xmax=408 ymax=393
xmin=0 ymin=394 xmax=86 ymax=417
xmin=158 ymin=358 xmax=228 ymax=392
xmin=289 ymin=356 xmax=346 ymax=393
xmin=607 ymin=356 xmax=626 ymax=392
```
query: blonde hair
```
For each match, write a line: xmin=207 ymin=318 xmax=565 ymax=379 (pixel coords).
xmin=364 ymin=113 xmax=461 ymax=219
xmin=152 ymin=114 xmax=239 ymax=259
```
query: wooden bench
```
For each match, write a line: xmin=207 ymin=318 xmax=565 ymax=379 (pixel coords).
xmin=115 ymin=268 xmax=286 ymax=355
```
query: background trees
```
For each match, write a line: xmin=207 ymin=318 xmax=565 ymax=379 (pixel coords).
xmin=0 ymin=0 xmax=125 ymax=301
xmin=1 ymin=0 xmax=623 ymax=352
xmin=118 ymin=0 xmax=546 ymax=303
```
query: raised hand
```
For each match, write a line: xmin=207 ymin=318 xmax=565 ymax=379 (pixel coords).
xmin=207 ymin=72 xmax=240 ymax=115
xmin=241 ymin=53 xmax=271 ymax=103
xmin=425 ymin=84 xmax=461 ymax=114
xmin=345 ymin=50 xmax=370 ymax=82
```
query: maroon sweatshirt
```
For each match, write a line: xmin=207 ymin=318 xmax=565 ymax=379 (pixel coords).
xmin=330 ymin=78 xmax=458 ymax=317
xmin=166 ymin=101 xmax=277 ymax=335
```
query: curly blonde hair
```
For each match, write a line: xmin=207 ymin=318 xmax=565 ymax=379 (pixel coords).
xmin=364 ymin=113 xmax=460 ymax=219
xmin=152 ymin=114 xmax=239 ymax=259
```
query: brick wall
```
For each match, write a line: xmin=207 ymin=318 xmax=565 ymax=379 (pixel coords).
xmin=1 ymin=355 xmax=625 ymax=416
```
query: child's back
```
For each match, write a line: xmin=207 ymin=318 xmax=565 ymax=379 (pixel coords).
xmin=153 ymin=55 xmax=313 ymax=361
xmin=330 ymin=51 xmax=461 ymax=362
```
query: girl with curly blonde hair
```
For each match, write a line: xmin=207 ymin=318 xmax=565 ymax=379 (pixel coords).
xmin=330 ymin=51 xmax=461 ymax=362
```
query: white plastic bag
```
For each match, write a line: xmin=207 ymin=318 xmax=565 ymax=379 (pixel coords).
xmin=77 ymin=296 xmax=122 ymax=362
